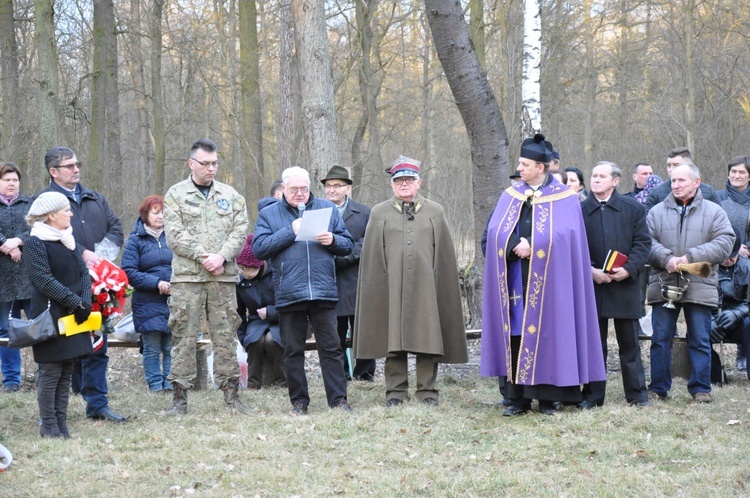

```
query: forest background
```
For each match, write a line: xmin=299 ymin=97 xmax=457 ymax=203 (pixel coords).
xmin=1 ymin=0 xmax=749 ymax=323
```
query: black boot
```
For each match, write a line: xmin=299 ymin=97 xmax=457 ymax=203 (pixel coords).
xmin=55 ymin=361 xmax=74 ymax=438
xmin=38 ymin=363 xmax=62 ymax=438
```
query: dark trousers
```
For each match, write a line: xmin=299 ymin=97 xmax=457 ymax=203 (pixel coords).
xmin=246 ymin=332 xmax=286 ymax=388
xmin=38 ymin=360 xmax=74 ymax=434
xmin=337 ymin=315 xmax=376 ymax=380
xmin=71 ymin=335 xmax=110 ymax=416
xmin=278 ymin=302 xmax=347 ymax=408
xmin=582 ymin=317 xmax=648 ymax=404
xmin=711 ymin=317 xmax=750 ymax=383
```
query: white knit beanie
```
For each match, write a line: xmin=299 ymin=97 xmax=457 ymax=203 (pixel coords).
xmin=28 ymin=192 xmax=70 ymax=217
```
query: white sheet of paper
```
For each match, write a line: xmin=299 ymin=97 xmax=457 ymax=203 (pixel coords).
xmin=295 ymin=207 xmax=332 ymax=242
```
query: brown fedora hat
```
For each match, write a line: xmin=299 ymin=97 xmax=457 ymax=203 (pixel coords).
xmin=320 ymin=165 xmax=353 ymax=185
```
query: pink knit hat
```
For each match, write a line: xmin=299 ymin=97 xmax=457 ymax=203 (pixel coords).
xmin=236 ymin=234 xmax=264 ymax=268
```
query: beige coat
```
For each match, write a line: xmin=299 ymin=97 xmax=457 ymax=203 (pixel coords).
xmin=354 ymin=194 xmax=468 ymax=363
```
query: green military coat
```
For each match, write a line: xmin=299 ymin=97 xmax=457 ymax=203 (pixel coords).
xmin=354 ymin=194 xmax=468 ymax=363
xmin=164 ymin=177 xmax=249 ymax=284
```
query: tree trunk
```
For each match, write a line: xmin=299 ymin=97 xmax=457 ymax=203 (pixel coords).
xmin=583 ymin=0 xmax=596 ymax=168
xmin=33 ymin=0 xmax=59 ymax=188
xmin=425 ymin=0 xmax=510 ymax=328
xmin=151 ymin=0 xmax=166 ymax=194
xmin=90 ymin=0 xmax=122 ymax=211
xmin=0 ymin=0 xmax=22 ymax=165
xmin=278 ymin=0 xmax=294 ymax=172
xmin=90 ymin=0 xmax=108 ymax=194
xmin=684 ymin=0 xmax=696 ymax=153
xmin=468 ymin=0 xmax=485 ymax=70
xmin=419 ymin=21 xmax=433 ymax=190
xmin=521 ymin=0 xmax=542 ymax=135
xmin=239 ymin=0 xmax=264 ymax=210
xmin=212 ymin=0 xmax=238 ymax=188
xmin=351 ymin=0 xmax=383 ymax=193
xmin=126 ymin=0 xmax=151 ymax=203
xmin=292 ymin=0 xmax=340 ymax=182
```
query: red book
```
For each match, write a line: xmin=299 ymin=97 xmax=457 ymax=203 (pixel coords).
xmin=603 ymin=250 xmax=629 ymax=273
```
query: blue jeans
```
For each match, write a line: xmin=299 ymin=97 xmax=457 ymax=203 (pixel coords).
xmin=0 ymin=300 xmax=29 ymax=387
xmin=80 ymin=335 xmax=110 ymax=416
xmin=142 ymin=332 xmax=172 ymax=391
xmin=649 ymin=303 xmax=712 ymax=396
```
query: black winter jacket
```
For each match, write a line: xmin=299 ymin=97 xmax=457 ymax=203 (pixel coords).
xmin=41 ymin=181 xmax=123 ymax=252
xmin=236 ymin=266 xmax=280 ymax=348
xmin=0 ymin=194 xmax=32 ymax=301
xmin=252 ymin=193 xmax=353 ymax=308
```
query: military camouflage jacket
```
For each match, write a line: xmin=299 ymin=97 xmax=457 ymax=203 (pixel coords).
xmin=164 ymin=177 xmax=249 ymax=283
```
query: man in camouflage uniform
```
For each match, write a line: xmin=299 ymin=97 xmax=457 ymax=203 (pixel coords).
xmin=163 ymin=138 xmax=250 ymax=415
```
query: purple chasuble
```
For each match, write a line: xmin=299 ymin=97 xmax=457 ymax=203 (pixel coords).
xmin=480 ymin=178 xmax=606 ymax=386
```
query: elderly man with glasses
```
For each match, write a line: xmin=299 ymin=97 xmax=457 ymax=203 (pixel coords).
xmin=252 ymin=166 xmax=354 ymax=415
xmin=355 ymin=156 xmax=468 ymax=408
xmin=320 ymin=165 xmax=376 ymax=382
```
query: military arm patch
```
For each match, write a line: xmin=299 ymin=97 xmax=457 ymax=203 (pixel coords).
xmin=216 ymin=198 xmax=230 ymax=211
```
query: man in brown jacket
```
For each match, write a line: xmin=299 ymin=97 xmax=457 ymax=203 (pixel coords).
xmin=354 ymin=156 xmax=468 ymax=407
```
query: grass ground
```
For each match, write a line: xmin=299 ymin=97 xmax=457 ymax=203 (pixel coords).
xmin=1 ymin=342 xmax=748 ymax=497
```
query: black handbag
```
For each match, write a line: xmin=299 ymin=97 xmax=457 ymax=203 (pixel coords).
xmin=7 ymin=302 xmax=57 ymax=349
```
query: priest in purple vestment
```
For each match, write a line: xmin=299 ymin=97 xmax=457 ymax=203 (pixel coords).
xmin=480 ymin=134 xmax=606 ymax=416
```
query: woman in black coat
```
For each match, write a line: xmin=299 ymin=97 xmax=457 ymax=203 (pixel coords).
xmin=0 ymin=162 xmax=32 ymax=392
xmin=121 ymin=196 xmax=173 ymax=392
xmin=236 ymin=234 xmax=285 ymax=389
xmin=24 ymin=192 xmax=93 ymax=438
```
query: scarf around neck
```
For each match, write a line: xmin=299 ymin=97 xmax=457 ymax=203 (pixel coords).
xmin=30 ymin=222 xmax=76 ymax=250
xmin=0 ymin=192 xmax=19 ymax=206
xmin=144 ymin=224 xmax=164 ymax=240
xmin=724 ymin=180 xmax=750 ymax=206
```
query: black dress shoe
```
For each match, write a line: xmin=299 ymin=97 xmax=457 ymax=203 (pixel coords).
xmin=577 ymin=400 xmax=602 ymax=410
xmin=290 ymin=402 xmax=308 ymax=416
xmin=538 ymin=401 xmax=560 ymax=415
xmin=421 ymin=398 xmax=438 ymax=406
xmin=88 ymin=408 xmax=129 ymax=423
xmin=386 ymin=398 xmax=403 ymax=408
xmin=498 ymin=398 xmax=512 ymax=408
xmin=628 ymin=399 xmax=651 ymax=407
xmin=502 ymin=405 xmax=528 ymax=417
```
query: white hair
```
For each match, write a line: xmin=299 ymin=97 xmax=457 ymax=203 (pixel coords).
xmin=281 ymin=166 xmax=310 ymax=185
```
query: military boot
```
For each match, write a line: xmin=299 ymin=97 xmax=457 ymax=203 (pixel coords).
xmin=166 ymin=383 xmax=188 ymax=416
xmin=224 ymin=380 xmax=250 ymax=415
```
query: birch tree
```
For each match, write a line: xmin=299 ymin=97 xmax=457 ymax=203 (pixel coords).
xmin=521 ymin=0 xmax=542 ymax=135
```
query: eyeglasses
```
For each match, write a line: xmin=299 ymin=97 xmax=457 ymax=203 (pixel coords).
xmin=191 ymin=159 xmax=220 ymax=168
xmin=393 ymin=177 xmax=416 ymax=185
xmin=325 ymin=183 xmax=348 ymax=190
xmin=287 ymin=187 xmax=309 ymax=194
xmin=56 ymin=161 xmax=82 ymax=170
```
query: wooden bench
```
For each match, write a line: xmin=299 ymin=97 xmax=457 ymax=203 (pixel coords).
xmin=109 ymin=338 xmax=213 ymax=390
xmin=0 ymin=337 xmax=214 ymax=391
